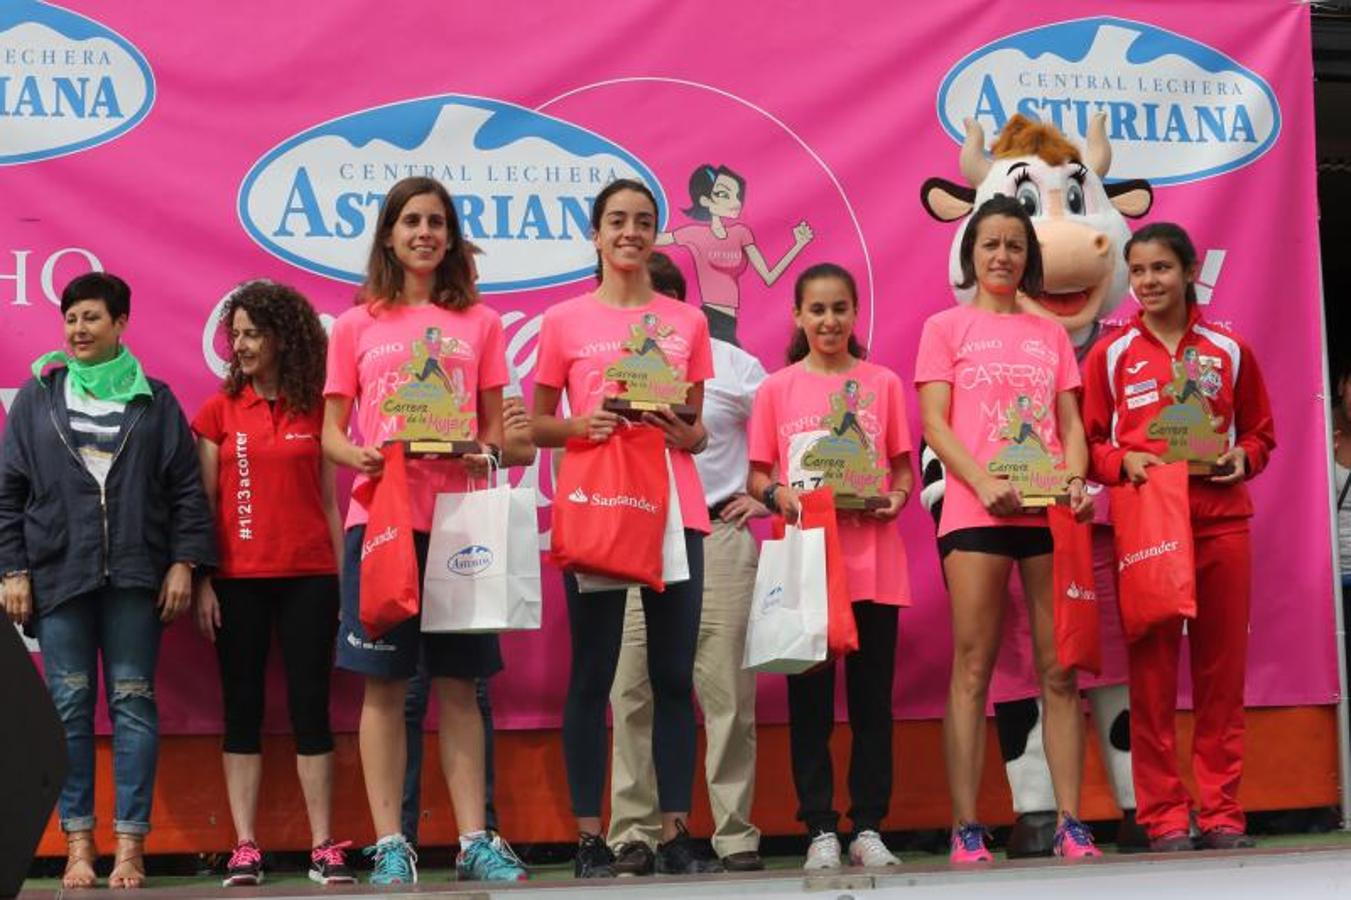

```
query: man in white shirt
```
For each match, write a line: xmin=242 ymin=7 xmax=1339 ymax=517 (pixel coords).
xmin=607 ymin=254 xmax=768 ymax=873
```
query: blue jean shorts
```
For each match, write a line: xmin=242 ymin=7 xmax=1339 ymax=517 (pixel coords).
xmin=335 ymin=525 xmax=503 ymax=680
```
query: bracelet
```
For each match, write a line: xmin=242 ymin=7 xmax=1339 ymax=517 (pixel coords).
xmin=689 ymin=430 xmax=709 ymax=455
xmin=3 ymin=568 xmax=29 ymax=580
xmin=890 ymin=487 xmax=911 ymax=505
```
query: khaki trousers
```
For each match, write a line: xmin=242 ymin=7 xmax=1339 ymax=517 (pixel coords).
xmin=607 ymin=519 xmax=761 ymax=855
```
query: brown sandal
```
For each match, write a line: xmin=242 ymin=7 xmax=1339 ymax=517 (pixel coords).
xmin=62 ymin=830 xmax=98 ymax=889
xmin=108 ymin=832 xmax=146 ymax=889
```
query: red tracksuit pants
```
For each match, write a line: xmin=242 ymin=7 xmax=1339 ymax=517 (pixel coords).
xmin=1127 ymin=526 xmax=1251 ymax=839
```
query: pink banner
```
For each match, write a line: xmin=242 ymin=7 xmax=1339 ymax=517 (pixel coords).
xmin=0 ymin=1 xmax=1331 ymax=732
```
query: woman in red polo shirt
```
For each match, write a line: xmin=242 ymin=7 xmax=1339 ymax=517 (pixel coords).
xmin=192 ymin=280 xmax=355 ymax=887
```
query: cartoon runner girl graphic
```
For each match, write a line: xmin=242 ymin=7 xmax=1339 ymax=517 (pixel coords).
xmin=1002 ymin=394 xmax=1049 ymax=452
xmin=657 ymin=164 xmax=814 ymax=342
xmin=413 ymin=326 xmax=455 ymax=392
xmin=1167 ymin=347 xmax=1223 ymax=426
xmin=627 ymin=312 xmax=673 ymax=358
xmin=828 ymin=379 xmax=872 ymax=449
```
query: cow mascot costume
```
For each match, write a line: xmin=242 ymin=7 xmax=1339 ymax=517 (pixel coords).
xmin=921 ymin=113 xmax=1154 ymax=855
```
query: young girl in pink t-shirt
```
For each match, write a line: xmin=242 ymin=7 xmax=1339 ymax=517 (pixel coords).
xmin=531 ymin=179 xmax=715 ymax=878
xmin=914 ymin=195 xmax=1097 ymax=863
xmin=320 ymin=176 xmax=524 ymax=884
xmin=746 ymin=262 xmax=914 ymax=870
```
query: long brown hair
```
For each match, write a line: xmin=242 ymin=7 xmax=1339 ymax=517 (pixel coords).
xmin=360 ymin=177 xmax=476 ymax=311
xmin=220 ymin=280 xmax=327 ymax=415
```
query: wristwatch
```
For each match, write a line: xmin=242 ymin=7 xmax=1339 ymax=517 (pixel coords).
xmin=762 ymin=483 xmax=783 ymax=514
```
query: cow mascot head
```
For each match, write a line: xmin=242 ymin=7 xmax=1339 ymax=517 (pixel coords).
xmin=922 ymin=112 xmax=1153 ymax=350
xmin=918 ymin=113 xmax=1155 ymax=855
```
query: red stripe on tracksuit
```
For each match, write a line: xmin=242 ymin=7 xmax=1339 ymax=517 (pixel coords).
xmin=1081 ymin=308 xmax=1275 ymax=839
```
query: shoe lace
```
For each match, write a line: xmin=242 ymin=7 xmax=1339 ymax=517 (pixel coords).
xmin=1057 ymin=815 xmax=1095 ymax=847
xmin=312 ymin=839 xmax=351 ymax=867
xmin=578 ymin=833 xmax=614 ymax=867
xmin=364 ymin=837 xmax=416 ymax=881
xmin=809 ymin=832 xmax=839 ymax=857
xmin=855 ymin=831 xmax=888 ymax=854
xmin=229 ymin=841 xmax=261 ymax=868
xmin=955 ymin=823 xmax=990 ymax=852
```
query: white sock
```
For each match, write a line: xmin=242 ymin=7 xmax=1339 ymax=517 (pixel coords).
xmin=459 ymin=830 xmax=487 ymax=850
xmin=377 ymin=833 xmax=404 ymax=846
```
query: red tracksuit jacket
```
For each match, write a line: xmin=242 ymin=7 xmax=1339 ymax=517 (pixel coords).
xmin=1081 ymin=307 xmax=1275 ymax=526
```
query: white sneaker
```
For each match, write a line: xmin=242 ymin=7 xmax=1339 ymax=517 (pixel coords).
xmin=848 ymin=830 xmax=900 ymax=867
xmin=803 ymin=832 xmax=842 ymax=870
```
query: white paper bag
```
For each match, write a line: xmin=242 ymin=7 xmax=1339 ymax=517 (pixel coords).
xmin=576 ymin=449 xmax=688 ymax=593
xmin=422 ymin=484 xmax=542 ymax=633
xmin=743 ymin=526 xmax=828 ymax=673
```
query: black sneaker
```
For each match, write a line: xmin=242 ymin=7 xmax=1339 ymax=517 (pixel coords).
xmin=309 ymin=839 xmax=356 ymax=885
xmin=612 ymin=841 xmax=655 ymax=876
xmin=222 ymin=840 xmax=262 ymax=887
xmin=574 ymin=832 xmax=616 ymax=878
xmin=656 ymin=821 xmax=721 ymax=875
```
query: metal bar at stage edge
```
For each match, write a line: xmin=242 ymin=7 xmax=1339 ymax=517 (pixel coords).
xmin=1314 ymin=263 xmax=1351 ymax=828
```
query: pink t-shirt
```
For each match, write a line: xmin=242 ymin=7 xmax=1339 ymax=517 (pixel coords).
xmin=672 ymin=223 xmax=753 ymax=309
xmin=747 ymin=360 xmax=913 ymax=606
xmin=324 ymin=301 xmax=508 ymax=531
xmin=534 ymin=292 xmax=714 ymax=533
xmin=914 ymin=304 xmax=1081 ymax=536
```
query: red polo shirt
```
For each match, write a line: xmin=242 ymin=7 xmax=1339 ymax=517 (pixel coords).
xmin=192 ymin=385 xmax=337 ymax=578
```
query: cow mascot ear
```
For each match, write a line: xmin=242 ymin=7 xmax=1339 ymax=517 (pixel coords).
xmin=1106 ymin=180 xmax=1154 ymax=219
xmin=920 ymin=178 xmax=975 ymax=222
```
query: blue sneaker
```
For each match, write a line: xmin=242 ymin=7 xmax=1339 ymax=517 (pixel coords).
xmin=364 ymin=835 xmax=417 ymax=885
xmin=457 ymin=833 xmax=528 ymax=882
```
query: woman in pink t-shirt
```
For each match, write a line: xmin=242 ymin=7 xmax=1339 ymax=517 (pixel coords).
xmin=747 ymin=262 xmax=914 ymax=870
xmin=320 ymin=176 xmax=524 ymax=884
xmin=532 ymin=179 xmax=716 ymax=878
xmin=914 ymin=195 xmax=1097 ymax=863
xmin=657 ymin=164 xmax=813 ymax=343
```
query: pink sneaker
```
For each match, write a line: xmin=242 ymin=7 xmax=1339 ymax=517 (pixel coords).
xmin=1053 ymin=815 xmax=1102 ymax=859
xmin=950 ymin=823 xmax=993 ymax=864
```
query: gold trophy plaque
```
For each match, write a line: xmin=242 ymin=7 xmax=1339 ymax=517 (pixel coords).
xmin=1148 ymin=352 xmax=1233 ymax=476
xmin=382 ymin=327 xmax=480 ymax=458
xmin=987 ymin=395 xmax=1069 ymax=510
xmin=798 ymin=379 xmax=888 ymax=511
xmin=602 ymin=314 xmax=696 ymax=424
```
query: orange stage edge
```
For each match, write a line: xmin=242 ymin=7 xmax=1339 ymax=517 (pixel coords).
xmin=35 ymin=706 xmax=1339 ymax=856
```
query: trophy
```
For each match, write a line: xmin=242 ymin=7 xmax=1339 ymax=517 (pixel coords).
xmin=1147 ymin=352 xmax=1233 ymax=476
xmin=382 ymin=328 xmax=481 ymax=458
xmin=602 ymin=313 xmax=697 ymax=424
xmin=789 ymin=380 xmax=889 ymax=511
xmin=986 ymin=395 xmax=1070 ymax=510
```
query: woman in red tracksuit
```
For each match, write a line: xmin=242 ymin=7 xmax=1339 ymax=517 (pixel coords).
xmin=1081 ymin=222 xmax=1275 ymax=852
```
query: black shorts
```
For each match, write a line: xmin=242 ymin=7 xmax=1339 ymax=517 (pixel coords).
xmin=938 ymin=525 xmax=1054 ymax=560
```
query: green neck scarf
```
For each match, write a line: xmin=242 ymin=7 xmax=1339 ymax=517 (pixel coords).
xmin=32 ymin=345 xmax=152 ymax=403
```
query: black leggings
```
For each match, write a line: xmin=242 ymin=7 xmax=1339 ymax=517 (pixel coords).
xmin=562 ymin=530 xmax=704 ymax=818
xmin=213 ymin=575 xmax=339 ymax=755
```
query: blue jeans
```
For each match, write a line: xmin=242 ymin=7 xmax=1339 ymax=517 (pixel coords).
xmin=401 ymin=671 xmax=496 ymax=841
xmin=34 ymin=586 xmax=162 ymax=835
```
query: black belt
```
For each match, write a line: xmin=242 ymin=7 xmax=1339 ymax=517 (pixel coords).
xmin=708 ymin=496 xmax=734 ymax=520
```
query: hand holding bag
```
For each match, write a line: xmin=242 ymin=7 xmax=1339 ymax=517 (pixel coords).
xmin=551 ymin=425 xmax=669 ymax=590
xmin=422 ymin=466 xmax=542 ymax=633
xmin=353 ymin=443 xmax=419 ymax=640
xmin=743 ymin=525 xmax=829 ymax=673
xmin=1048 ymin=504 xmax=1101 ymax=674
xmin=1109 ymin=461 xmax=1197 ymax=642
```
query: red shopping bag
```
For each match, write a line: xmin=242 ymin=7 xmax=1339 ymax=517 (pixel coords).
xmin=1109 ymin=461 xmax=1197 ymax=642
xmin=1048 ymin=505 xmax=1101 ymax=674
xmin=352 ymin=443 xmax=419 ymax=640
xmin=551 ymin=425 xmax=669 ymax=590
xmin=797 ymin=488 xmax=859 ymax=659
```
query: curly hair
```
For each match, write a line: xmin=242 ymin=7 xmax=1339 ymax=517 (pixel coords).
xmin=992 ymin=113 xmax=1082 ymax=166
xmin=219 ymin=280 xmax=327 ymax=415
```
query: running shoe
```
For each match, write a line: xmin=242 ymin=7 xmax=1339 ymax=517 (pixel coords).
xmin=803 ymin=831 xmax=843 ymax=870
xmin=1150 ymin=830 xmax=1197 ymax=852
xmin=1199 ymin=828 xmax=1256 ymax=850
xmin=574 ymin=832 xmax=616 ymax=878
xmin=848 ymin=829 xmax=900 ymax=867
xmin=1053 ymin=814 xmax=1102 ymax=859
xmin=612 ymin=840 xmax=655 ymax=876
xmin=364 ymin=834 xmax=417 ymax=885
xmin=950 ymin=822 xmax=994 ymax=864
xmin=222 ymin=840 xmax=262 ymax=887
xmin=456 ymin=833 xmax=528 ymax=882
xmin=656 ymin=820 xmax=721 ymax=874
xmin=308 ymin=839 xmax=356 ymax=885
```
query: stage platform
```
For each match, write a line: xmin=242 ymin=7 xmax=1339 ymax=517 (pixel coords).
xmin=18 ymin=840 xmax=1351 ymax=899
